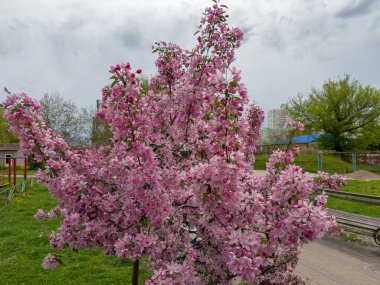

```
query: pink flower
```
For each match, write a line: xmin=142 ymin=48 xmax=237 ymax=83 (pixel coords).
xmin=41 ymin=253 xmax=59 ymax=269
xmin=34 ymin=209 xmax=47 ymax=221
xmin=109 ymin=65 xmax=121 ymax=73
xmin=47 ymin=208 xmax=58 ymax=220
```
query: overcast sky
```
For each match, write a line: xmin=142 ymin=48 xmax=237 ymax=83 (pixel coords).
xmin=1 ymin=0 xmax=379 ymax=126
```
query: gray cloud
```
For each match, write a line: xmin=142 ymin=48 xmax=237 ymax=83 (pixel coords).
xmin=0 ymin=0 xmax=379 ymax=127
xmin=239 ymin=22 xmax=258 ymax=42
xmin=115 ymin=22 xmax=146 ymax=49
xmin=0 ymin=19 xmax=29 ymax=56
xmin=261 ymin=27 xmax=287 ymax=51
xmin=368 ymin=15 xmax=380 ymax=29
xmin=335 ymin=0 xmax=379 ymax=18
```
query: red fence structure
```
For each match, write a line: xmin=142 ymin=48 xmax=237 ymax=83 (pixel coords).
xmin=0 ymin=156 xmax=28 ymax=188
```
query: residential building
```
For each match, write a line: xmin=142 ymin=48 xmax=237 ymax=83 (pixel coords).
xmin=267 ymin=108 xmax=292 ymax=129
xmin=0 ymin=143 xmax=26 ymax=167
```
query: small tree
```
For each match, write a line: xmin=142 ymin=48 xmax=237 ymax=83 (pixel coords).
xmin=2 ymin=1 xmax=345 ymax=284
xmin=287 ymin=75 xmax=380 ymax=151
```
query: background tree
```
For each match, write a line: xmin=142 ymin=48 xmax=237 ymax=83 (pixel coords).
xmin=91 ymin=118 xmax=112 ymax=147
xmin=40 ymin=93 xmax=94 ymax=146
xmin=0 ymin=106 xmax=18 ymax=143
xmin=287 ymin=75 xmax=380 ymax=151
xmin=260 ymin=128 xmax=299 ymax=146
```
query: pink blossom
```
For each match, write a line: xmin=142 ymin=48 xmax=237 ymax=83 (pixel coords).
xmin=34 ymin=209 xmax=47 ymax=221
xmin=47 ymin=208 xmax=59 ymax=220
xmin=41 ymin=253 xmax=59 ymax=269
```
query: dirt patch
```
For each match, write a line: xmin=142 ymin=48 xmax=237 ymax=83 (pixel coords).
xmin=345 ymin=170 xmax=380 ymax=181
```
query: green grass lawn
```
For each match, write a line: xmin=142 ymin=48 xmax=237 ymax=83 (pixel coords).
xmin=0 ymin=169 xmax=37 ymax=177
xmin=0 ymin=178 xmax=34 ymax=203
xmin=0 ymin=184 xmax=150 ymax=285
xmin=0 ymin=187 xmax=8 ymax=205
xmin=339 ymin=180 xmax=380 ymax=196
xmin=14 ymin=169 xmax=37 ymax=176
xmin=254 ymin=153 xmax=354 ymax=173
xmin=327 ymin=180 xmax=380 ymax=219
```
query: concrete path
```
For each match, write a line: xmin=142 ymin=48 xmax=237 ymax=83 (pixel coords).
xmin=253 ymin=170 xmax=317 ymax=178
xmin=297 ymin=237 xmax=380 ymax=285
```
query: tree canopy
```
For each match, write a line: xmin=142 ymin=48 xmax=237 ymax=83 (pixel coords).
xmin=287 ymin=75 xmax=380 ymax=151
xmin=0 ymin=106 xmax=18 ymax=144
xmin=40 ymin=93 xmax=94 ymax=146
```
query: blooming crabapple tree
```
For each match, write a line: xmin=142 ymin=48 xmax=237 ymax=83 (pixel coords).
xmin=2 ymin=1 xmax=346 ymax=284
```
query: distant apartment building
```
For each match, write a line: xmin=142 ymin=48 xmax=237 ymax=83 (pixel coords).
xmin=96 ymin=100 xmax=102 ymax=110
xmin=268 ymin=108 xmax=292 ymax=129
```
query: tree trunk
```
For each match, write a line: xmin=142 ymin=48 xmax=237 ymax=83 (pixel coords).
xmin=132 ymin=259 xmax=139 ymax=285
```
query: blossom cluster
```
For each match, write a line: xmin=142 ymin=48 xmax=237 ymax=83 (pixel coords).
xmin=41 ymin=253 xmax=60 ymax=270
xmin=2 ymin=1 xmax=346 ymax=284
xmin=314 ymin=171 xmax=347 ymax=191
xmin=284 ymin=120 xmax=305 ymax=131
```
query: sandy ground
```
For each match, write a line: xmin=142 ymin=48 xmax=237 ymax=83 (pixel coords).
xmin=345 ymin=170 xmax=380 ymax=181
xmin=297 ymin=236 xmax=380 ymax=285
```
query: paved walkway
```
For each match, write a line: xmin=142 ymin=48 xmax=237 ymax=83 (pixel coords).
xmin=297 ymin=237 xmax=380 ymax=285
xmin=253 ymin=170 xmax=317 ymax=178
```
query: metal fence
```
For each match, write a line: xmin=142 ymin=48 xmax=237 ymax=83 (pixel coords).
xmin=255 ymin=151 xmax=380 ymax=173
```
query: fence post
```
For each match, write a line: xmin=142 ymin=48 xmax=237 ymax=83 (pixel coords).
xmin=13 ymin=158 xmax=16 ymax=187
xmin=8 ymin=159 xmax=11 ymax=185
xmin=24 ymin=158 xmax=27 ymax=180
xmin=318 ymin=151 xmax=323 ymax=172
xmin=352 ymin=152 xmax=357 ymax=172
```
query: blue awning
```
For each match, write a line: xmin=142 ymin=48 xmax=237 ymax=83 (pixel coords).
xmin=275 ymin=134 xmax=322 ymax=145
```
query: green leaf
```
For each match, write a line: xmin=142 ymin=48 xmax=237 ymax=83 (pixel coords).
xmin=211 ymin=101 xmax=221 ymax=109
xmin=229 ymin=126 xmax=239 ymax=133
xmin=180 ymin=150 xmax=191 ymax=159
xmin=227 ymin=114 xmax=235 ymax=121
xmin=233 ymin=142 xmax=240 ymax=151
xmin=111 ymin=80 xmax=118 ymax=87
xmin=140 ymin=216 xmax=150 ymax=228
xmin=229 ymin=81 xmax=239 ymax=87
xmin=203 ymin=112 xmax=211 ymax=120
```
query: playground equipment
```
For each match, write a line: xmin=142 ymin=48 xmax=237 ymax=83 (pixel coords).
xmin=0 ymin=156 xmax=28 ymax=188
